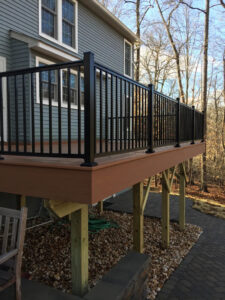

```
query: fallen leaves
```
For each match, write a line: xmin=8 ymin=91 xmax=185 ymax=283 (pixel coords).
xmin=22 ymin=209 xmax=202 ymax=299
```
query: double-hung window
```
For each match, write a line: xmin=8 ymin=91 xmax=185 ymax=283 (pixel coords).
xmin=62 ymin=70 xmax=84 ymax=107
xmin=41 ymin=0 xmax=57 ymax=38
xmin=40 ymin=0 xmax=78 ymax=52
xmin=62 ymin=0 xmax=75 ymax=48
xmin=39 ymin=62 xmax=58 ymax=104
xmin=36 ymin=57 xmax=84 ymax=109
xmin=124 ymin=40 xmax=132 ymax=78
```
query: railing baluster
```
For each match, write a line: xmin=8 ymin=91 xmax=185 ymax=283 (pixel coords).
xmin=78 ymin=66 xmax=81 ymax=155
xmin=67 ymin=68 xmax=71 ymax=155
xmin=111 ymin=75 xmax=113 ymax=152
xmin=139 ymin=86 xmax=141 ymax=148
xmin=48 ymin=70 xmax=52 ymax=155
xmin=146 ymin=84 xmax=154 ymax=153
xmin=128 ymin=82 xmax=131 ymax=149
xmin=31 ymin=73 xmax=35 ymax=154
xmin=175 ymin=97 xmax=180 ymax=147
xmin=39 ymin=71 xmax=44 ymax=154
xmin=142 ymin=88 xmax=144 ymax=147
xmin=57 ymin=69 xmax=62 ymax=155
xmin=22 ymin=75 xmax=27 ymax=152
xmin=135 ymin=85 xmax=138 ymax=149
xmin=99 ymin=69 xmax=102 ymax=153
xmin=115 ymin=76 xmax=118 ymax=151
xmin=94 ymin=67 xmax=96 ymax=155
xmin=120 ymin=79 xmax=123 ymax=150
xmin=132 ymin=84 xmax=134 ymax=149
xmin=144 ymin=89 xmax=147 ymax=147
xmin=105 ymin=71 xmax=108 ymax=153
xmin=0 ymin=76 xmax=4 ymax=156
xmin=14 ymin=76 xmax=19 ymax=153
xmin=124 ymin=81 xmax=127 ymax=150
xmin=7 ymin=77 xmax=11 ymax=153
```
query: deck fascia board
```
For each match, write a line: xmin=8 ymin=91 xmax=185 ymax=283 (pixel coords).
xmin=0 ymin=142 xmax=205 ymax=204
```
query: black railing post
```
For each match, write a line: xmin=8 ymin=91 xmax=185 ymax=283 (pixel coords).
xmin=0 ymin=77 xmax=4 ymax=160
xmin=175 ymin=97 xmax=180 ymax=147
xmin=81 ymin=52 xmax=97 ymax=167
xmin=201 ymin=110 xmax=205 ymax=142
xmin=191 ymin=105 xmax=195 ymax=144
xmin=146 ymin=84 xmax=155 ymax=153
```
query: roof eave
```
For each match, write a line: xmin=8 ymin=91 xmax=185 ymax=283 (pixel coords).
xmin=79 ymin=0 xmax=138 ymax=43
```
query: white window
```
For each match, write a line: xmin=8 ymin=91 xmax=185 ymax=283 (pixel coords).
xmin=124 ymin=39 xmax=132 ymax=78
xmin=62 ymin=70 xmax=84 ymax=107
xmin=41 ymin=0 xmax=57 ymax=39
xmin=36 ymin=57 xmax=84 ymax=110
xmin=39 ymin=0 xmax=78 ymax=52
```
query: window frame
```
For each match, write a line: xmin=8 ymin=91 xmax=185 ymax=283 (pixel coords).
xmin=41 ymin=0 xmax=57 ymax=39
xmin=124 ymin=39 xmax=133 ymax=79
xmin=62 ymin=68 xmax=85 ymax=110
xmin=36 ymin=56 xmax=84 ymax=110
xmin=39 ymin=0 xmax=78 ymax=53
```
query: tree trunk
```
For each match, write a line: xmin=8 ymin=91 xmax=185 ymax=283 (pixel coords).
xmin=222 ymin=49 xmax=225 ymax=151
xmin=135 ymin=0 xmax=140 ymax=81
xmin=201 ymin=0 xmax=210 ymax=192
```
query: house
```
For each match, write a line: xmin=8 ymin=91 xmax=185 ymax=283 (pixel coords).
xmin=0 ymin=0 xmax=205 ymax=297
xmin=0 ymin=0 xmax=138 ymax=148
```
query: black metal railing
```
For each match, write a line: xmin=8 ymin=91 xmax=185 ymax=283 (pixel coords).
xmin=0 ymin=52 xmax=204 ymax=166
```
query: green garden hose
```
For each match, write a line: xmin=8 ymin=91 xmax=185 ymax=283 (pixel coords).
xmin=88 ymin=216 xmax=119 ymax=233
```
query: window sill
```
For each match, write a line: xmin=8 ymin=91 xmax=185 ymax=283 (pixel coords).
xmin=39 ymin=32 xmax=78 ymax=55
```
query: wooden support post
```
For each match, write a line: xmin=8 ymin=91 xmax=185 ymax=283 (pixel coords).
xmin=179 ymin=164 xmax=186 ymax=231
xmin=20 ymin=195 xmax=26 ymax=208
xmin=16 ymin=195 xmax=26 ymax=209
xmin=71 ymin=205 xmax=89 ymax=296
xmin=97 ymin=201 xmax=103 ymax=215
xmin=133 ymin=182 xmax=144 ymax=254
xmin=162 ymin=170 xmax=170 ymax=249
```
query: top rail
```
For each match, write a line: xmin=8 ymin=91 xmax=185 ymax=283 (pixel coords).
xmin=94 ymin=62 xmax=149 ymax=90
xmin=0 ymin=60 xmax=84 ymax=78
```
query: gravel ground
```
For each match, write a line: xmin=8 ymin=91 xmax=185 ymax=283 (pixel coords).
xmin=22 ymin=209 xmax=202 ymax=299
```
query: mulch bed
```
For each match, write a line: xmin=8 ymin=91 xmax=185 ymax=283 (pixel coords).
xmin=22 ymin=209 xmax=201 ymax=300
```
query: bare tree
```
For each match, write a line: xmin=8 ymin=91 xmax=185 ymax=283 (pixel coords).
xmin=124 ymin=0 xmax=152 ymax=81
xmin=178 ymin=0 xmax=210 ymax=191
xmin=155 ymin=0 xmax=185 ymax=102
xmin=141 ymin=23 xmax=177 ymax=93
xmin=97 ymin=0 xmax=125 ymax=17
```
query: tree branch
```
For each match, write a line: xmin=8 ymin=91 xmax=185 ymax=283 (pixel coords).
xmin=178 ymin=0 xmax=206 ymax=14
xmin=220 ymin=0 xmax=225 ymax=9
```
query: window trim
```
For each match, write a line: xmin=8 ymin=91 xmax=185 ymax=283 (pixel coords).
xmin=36 ymin=56 xmax=84 ymax=110
xmin=124 ymin=39 xmax=133 ymax=79
xmin=61 ymin=68 xmax=84 ymax=110
xmin=39 ymin=0 xmax=78 ymax=53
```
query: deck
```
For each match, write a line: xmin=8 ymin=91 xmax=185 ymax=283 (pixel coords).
xmin=0 ymin=141 xmax=205 ymax=204
xmin=0 ymin=52 xmax=206 ymax=297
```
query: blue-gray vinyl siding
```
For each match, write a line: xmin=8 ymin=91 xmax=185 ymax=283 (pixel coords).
xmin=0 ymin=0 xmax=134 ymax=144
xmin=0 ymin=0 xmax=131 ymax=73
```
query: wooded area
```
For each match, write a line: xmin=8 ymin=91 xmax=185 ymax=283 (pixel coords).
xmin=99 ymin=0 xmax=225 ymax=188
